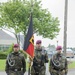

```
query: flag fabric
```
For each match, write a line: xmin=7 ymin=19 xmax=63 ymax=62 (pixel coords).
xmin=23 ymin=13 xmax=34 ymax=58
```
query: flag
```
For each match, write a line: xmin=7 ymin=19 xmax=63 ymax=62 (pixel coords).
xmin=23 ymin=13 xmax=34 ymax=58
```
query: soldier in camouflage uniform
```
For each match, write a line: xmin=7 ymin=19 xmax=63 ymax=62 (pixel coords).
xmin=31 ymin=40 xmax=48 ymax=75
xmin=49 ymin=46 xmax=68 ymax=75
xmin=5 ymin=44 xmax=26 ymax=75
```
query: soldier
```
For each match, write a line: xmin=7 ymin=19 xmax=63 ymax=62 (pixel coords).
xmin=5 ymin=44 xmax=26 ymax=75
xmin=31 ymin=40 xmax=48 ymax=75
xmin=49 ymin=45 xmax=68 ymax=75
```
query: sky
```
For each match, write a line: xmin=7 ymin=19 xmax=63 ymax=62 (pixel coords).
xmin=0 ymin=0 xmax=75 ymax=47
xmin=41 ymin=0 xmax=75 ymax=47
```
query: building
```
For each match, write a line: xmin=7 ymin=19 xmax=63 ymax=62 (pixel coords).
xmin=0 ymin=29 xmax=17 ymax=51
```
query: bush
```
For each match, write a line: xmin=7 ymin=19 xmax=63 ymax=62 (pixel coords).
xmin=0 ymin=52 xmax=7 ymax=59
xmin=0 ymin=44 xmax=14 ymax=59
xmin=7 ymin=44 xmax=14 ymax=54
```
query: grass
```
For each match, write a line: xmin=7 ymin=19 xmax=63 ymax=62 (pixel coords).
xmin=0 ymin=59 xmax=75 ymax=71
xmin=0 ymin=59 xmax=6 ymax=71
xmin=68 ymin=61 xmax=75 ymax=69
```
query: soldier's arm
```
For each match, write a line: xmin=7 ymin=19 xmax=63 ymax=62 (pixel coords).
xmin=22 ymin=55 xmax=26 ymax=73
xmin=44 ymin=50 xmax=49 ymax=63
xmin=49 ymin=58 xmax=52 ymax=72
xmin=49 ymin=58 xmax=55 ymax=74
xmin=65 ymin=58 xmax=68 ymax=74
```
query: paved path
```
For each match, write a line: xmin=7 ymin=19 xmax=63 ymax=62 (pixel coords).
xmin=0 ymin=69 xmax=75 ymax=75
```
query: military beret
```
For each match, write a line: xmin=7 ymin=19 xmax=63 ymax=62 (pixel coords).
xmin=14 ymin=44 xmax=19 ymax=48
xmin=36 ymin=40 xmax=42 ymax=44
xmin=56 ymin=46 xmax=62 ymax=50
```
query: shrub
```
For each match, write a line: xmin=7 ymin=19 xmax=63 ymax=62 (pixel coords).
xmin=0 ymin=52 xmax=7 ymax=59
xmin=6 ymin=44 xmax=14 ymax=54
xmin=0 ymin=44 xmax=14 ymax=59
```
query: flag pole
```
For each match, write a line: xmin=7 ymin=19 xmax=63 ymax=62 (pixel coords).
xmin=28 ymin=0 xmax=33 ymax=75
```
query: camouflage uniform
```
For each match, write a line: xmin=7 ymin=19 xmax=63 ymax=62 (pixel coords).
xmin=31 ymin=48 xmax=48 ymax=75
xmin=5 ymin=51 xmax=26 ymax=75
xmin=49 ymin=53 xmax=68 ymax=75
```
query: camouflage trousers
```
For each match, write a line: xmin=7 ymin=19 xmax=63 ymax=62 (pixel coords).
xmin=50 ymin=69 xmax=66 ymax=75
xmin=7 ymin=70 xmax=24 ymax=75
xmin=31 ymin=65 xmax=46 ymax=75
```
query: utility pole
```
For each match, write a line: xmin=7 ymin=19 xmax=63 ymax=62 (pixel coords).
xmin=57 ymin=40 xmax=58 ymax=46
xmin=63 ymin=0 xmax=68 ymax=56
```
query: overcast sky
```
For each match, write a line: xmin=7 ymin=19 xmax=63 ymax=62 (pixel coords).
xmin=0 ymin=0 xmax=75 ymax=47
xmin=41 ymin=0 xmax=75 ymax=47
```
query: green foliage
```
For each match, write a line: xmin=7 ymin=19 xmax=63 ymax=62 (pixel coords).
xmin=0 ymin=0 xmax=60 ymax=39
xmin=7 ymin=43 xmax=14 ymax=54
xmin=0 ymin=44 xmax=13 ymax=59
xmin=0 ymin=52 xmax=7 ymax=59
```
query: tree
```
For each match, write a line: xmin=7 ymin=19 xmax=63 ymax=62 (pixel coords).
xmin=0 ymin=0 xmax=60 ymax=41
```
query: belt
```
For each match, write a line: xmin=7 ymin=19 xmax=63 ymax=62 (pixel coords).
xmin=11 ymin=68 xmax=21 ymax=71
xmin=54 ymin=68 xmax=64 ymax=71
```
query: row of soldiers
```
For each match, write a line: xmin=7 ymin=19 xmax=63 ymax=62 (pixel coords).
xmin=5 ymin=40 xmax=68 ymax=75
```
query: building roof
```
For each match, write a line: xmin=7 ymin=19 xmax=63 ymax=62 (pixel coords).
xmin=0 ymin=29 xmax=16 ymax=40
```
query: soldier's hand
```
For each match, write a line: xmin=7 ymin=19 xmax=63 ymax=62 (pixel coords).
xmin=23 ymin=69 xmax=26 ymax=73
xmin=6 ymin=70 xmax=9 ymax=74
xmin=6 ymin=72 xmax=9 ymax=75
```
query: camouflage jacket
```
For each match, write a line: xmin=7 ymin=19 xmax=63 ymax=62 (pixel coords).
xmin=33 ymin=48 xmax=48 ymax=67
xmin=5 ymin=51 xmax=26 ymax=73
xmin=49 ymin=53 xmax=68 ymax=74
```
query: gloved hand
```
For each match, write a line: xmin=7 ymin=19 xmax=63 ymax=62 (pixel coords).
xmin=6 ymin=72 xmax=9 ymax=75
xmin=23 ymin=69 xmax=26 ymax=73
xmin=65 ymin=74 xmax=67 ymax=75
xmin=6 ymin=71 xmax=9 ymax=75
xmin=7 ymin=73 xmax=9 ymax=75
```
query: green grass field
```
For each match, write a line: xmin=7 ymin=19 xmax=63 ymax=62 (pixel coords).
xmin=68 ymin=61 xmax=75 ymax=69
xmin=0 ymin=59 xmax=6 ymax=71
xmin=0 ymin=59 xmax=75 ymax=71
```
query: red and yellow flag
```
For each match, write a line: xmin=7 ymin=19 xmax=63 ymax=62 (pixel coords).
xmin=23 ymin=13 xmax=34 ymax=58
